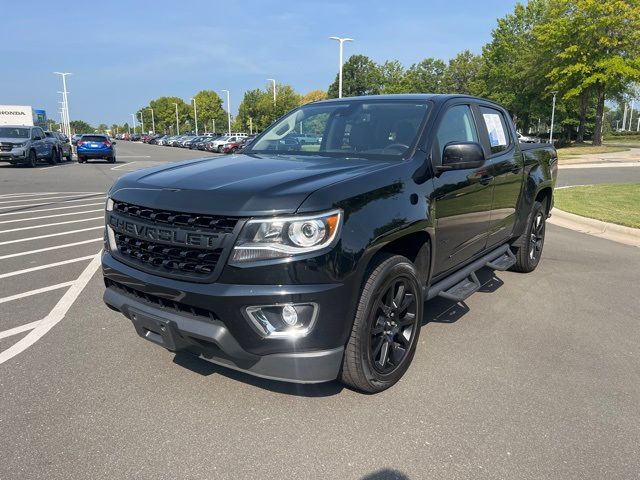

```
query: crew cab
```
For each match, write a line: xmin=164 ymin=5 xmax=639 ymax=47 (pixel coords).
xmin=102 ymin=94 xmax=557 ymax=393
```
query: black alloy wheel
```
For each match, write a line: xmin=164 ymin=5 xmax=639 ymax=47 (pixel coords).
xmin=369 ymin=277 xmax=418 ymax=374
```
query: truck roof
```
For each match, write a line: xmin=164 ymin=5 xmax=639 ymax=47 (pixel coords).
xmin=312 ymin=93 xmax=503 ymax=108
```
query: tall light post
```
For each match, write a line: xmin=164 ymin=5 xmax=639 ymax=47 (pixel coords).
xmin=267 ymin=78 xmax=276 ymax=105
xmin=222 ymin=90 xmax=231 ymax=134
xmin=329 ymin=37 xmax=353 ymax=98
xmin=549 ymin=91 xmax=558 ymax=145
xmin=622 ymin=102 xmax=628 ymax=130
xmin=138 ymin=111 xmax=144 ymax=134
xmin=629 ymin=100 xmax=635 ymax=132
xmin=212 ymin=119 xmax=216 ymax=134
xmin=172 ymin=103 xmax=180 ymax=135
xmin=147 ymin=107 xmax=155 ymax=133
xmin=191 ymin=97 xmax=199 ymax=135
xmin=131 ymin=113 xmax=137 ymax=134
xmin=54 ymin=72 xmax=72 ymax=137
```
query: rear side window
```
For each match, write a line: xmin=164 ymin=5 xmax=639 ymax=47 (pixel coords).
xmin=435 ymin=105 xmax=478 ymax=157
xmin=479 ymin=106 xmax=510 ymax=154
xmin=81 ymin=135 xmax=108 ymax=142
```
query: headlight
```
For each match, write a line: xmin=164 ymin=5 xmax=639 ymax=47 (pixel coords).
xmin=105 ymin=198 xmax=114 ymax=211
xmin=13 ymin=143 xmax=26 ymax=148
xmin=230 ymin=209 xmax=342 ymax=264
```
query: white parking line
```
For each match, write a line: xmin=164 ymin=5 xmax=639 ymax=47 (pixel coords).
xmin=0 ymin=255 xmax=95 ymax=279
xmin=0 ymin=238 xmax=102 ymax=260
xmin=0 ymin=320 xmax=42 ymax=340
xmin=117 ymin=155 xmax=151 ymax=158
xmin=0 ymin=281 xmax=75 ymax=305
xmin=111 ymin=162 xmax=136 ymax=170
xmin=0 ymin=202 xmax=106 ymax=217
xmin=38 ymin=164 xmax=76 ymax=171
xmin=0 ymin=196 xmax=106 ymax=210
xmin=0 ymin=226 xmax=103 ymax=246
xmin=0 ymin=209 xmax=103 ymax=225
xmin=0 ymin=254 xmax=102 ymax=365
xmin=0 ymin=192 xmax=100 ymax=199
xmin=0 ymin=216 xmax=103 ymax=234
xmin=0 ymin=193 xmax=103 ymax=206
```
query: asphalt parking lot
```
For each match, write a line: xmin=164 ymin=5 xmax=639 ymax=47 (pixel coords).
xmin=0 ymin=142 xmax=639 ymax=480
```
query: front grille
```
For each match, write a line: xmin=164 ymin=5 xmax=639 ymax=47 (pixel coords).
xmin=112 ymin=200 xmax=237 ymax=233
xmin=109 ymin=200 xmax=240 ymax=281
xmin=105 ymin=278 xmax=215 ymax=321
xmin=0 ymin=145 xmax=12 ymax=152
xmin=115 ymin=232 xmax=222 ymax=274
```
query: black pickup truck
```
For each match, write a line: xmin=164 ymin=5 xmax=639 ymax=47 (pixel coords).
xmin=102 ymin=94 xmax=557 ymax=393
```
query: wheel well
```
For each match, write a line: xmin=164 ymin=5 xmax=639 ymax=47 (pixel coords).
xmin=536 ymin=187 xmax=553 ymax=214
xmin=372 ymin=231 xmax=431 ymax=284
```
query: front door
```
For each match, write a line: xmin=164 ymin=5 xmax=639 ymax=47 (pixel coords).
xmin=431 ymin=104 xmax=494 ymax=277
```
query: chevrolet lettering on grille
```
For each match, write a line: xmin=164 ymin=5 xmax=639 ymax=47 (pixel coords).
xmin=109 ymin=215 xmax=225 ymax=250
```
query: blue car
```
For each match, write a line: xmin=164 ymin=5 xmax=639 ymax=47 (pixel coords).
xmin=76 ymin=134 xmax=116 ymax=163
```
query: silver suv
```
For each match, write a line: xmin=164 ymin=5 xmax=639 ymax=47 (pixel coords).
xmin=0 ymin=125 xmax=58 ymax=167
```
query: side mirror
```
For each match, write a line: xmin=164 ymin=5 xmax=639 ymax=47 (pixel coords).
xmin=437 ymin=142 xmax=485 ymax=172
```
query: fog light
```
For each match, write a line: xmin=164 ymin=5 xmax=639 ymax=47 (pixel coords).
xmin=282 ymin=304 xmax=298 ymax=326
xmin=244 ymin=303 xmax=318 ymax=338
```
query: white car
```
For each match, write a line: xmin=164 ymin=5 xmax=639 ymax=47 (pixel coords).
xmin=517 ymin=131 xmax=539 ymax=143
xmin=209 ymin=135 xmax=244 ymax=153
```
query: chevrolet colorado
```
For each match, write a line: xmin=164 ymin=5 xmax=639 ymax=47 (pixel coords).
xmin=102 ymin=94 xmax=557 ymax=393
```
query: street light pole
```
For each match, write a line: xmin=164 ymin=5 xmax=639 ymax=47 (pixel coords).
xmin=138 ymin=111 xmax=144 ymax=134
xmin=191 ymin=98 xmax=198 ymax=135
xmin=54 ymin=72 xmax=72 ymax=137
xmin=131 ymin=114 xmax=137 ymax=134
xmin=147 ymin=107 xmax=155 ymax=133
xmin=629 ymin=100 xmax=635 ymax=132
xmin=267 ymin=78 xmax=276 ymax=105
xmin=172 ymin=103 xmax=180 ymax=135
xmin=549 ymin=91 xmax=558 ymax=145
xmin=222 ymin=90 xmax=231 ymax=134
xmin=329 ymin=37 xmax=353 ymax=98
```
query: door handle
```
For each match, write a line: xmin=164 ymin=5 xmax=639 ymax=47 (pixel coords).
xmin=479 ymin=175 xmax=494 ymax=185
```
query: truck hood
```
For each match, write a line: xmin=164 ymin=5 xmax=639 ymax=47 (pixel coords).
xmin=110 ymin=153 xmax=394 ymax=216
xmin=0 ymin=137 xmax=26 ymax=144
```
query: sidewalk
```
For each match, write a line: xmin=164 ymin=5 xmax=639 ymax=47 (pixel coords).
xmin=559 ymin=147 xmax=640 ymax=166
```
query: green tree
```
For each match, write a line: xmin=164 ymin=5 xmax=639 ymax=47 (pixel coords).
xmin=402 ymin=58 xmax=447 ymax=93
xmin=301 ymin=89 xmax=328 ymax=104
xmin=441 ymin=50 xmax=483 ymax=96
xmin=96 ymin=123 xmax=109 ymax=133
xmin=147 ymin=97 xmax=190 ymax=134
xmin=69 ymin=120 xmax=93 ymax=134
xmin=193 ymin=90 xmax=227 ymax=134
xmin=328 ymin=55 xmax=382 ymax=98
xmin=535 ymin=0 xmax=640 ymax=145
xmin=379 ymin=60 xmax=406 ymax=93
xmin=479 ymin=0 xmax=549 ymax=131
xmin=235 ymin=83 xmax=301 ymax=132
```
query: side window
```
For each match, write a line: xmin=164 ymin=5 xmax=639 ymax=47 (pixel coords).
xmin=435 ymin=105 xmax=478 ymax=157
xmin=479 ymin=106 xmax=510 ymax=154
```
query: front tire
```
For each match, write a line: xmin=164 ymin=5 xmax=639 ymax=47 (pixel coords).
xmin=341 ymin=254 xmax=424 ymax=393
xmin=48 ymin=148 xmax=59 ymax=165
xmin=27 ymin=150 xmax=37 ymax=168
xmin=510 ymin=200 xmax=546 ymax=273
xmin=108 ymin=155 xmax=116 ymax=163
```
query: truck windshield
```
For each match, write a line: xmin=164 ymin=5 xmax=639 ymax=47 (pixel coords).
xmin=0 ymin=127 xmax=30 ymax=139
xmin=246 ymin=100 xmax=429 ymax=160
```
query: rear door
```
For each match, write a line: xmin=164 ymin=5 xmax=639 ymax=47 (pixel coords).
xmin=475 ymin=104 xmax=524 ymax=248
xmin=31 ymin=128 xmax=47 ymax=157
xmin=430 ymin=103 xmax=494 ymax=276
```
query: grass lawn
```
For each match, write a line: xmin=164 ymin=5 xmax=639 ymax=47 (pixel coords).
xmin=554 ymin=183 xmax=640 ymax=228
xmin=556 ymin=144 xmax=629 ymax=161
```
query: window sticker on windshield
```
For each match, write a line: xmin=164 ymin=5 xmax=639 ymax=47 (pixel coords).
xmin=483 ymin=113 xmax=507 ymax=147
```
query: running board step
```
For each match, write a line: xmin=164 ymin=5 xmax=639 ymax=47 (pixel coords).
xmin=485 ymin=249 xmax=516 ymax=271
xmin=438 ymin=272 xmax=481 ymax=302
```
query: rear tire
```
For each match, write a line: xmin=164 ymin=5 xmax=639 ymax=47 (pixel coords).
xmin=108 ymin=155 xmax=116 ymax=163
xmin=341 ymin=254 xmax=424 ymax=393
xmin=78 ymin=156 xmax=86 ymax=163
xmin=48 ymin=148 xmax=59 ymax=165
xmin=510 ymin=200 xmax=546 ymax=273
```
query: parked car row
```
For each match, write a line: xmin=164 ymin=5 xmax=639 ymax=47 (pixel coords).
xmin=0 ymin=125 xmax=73 ymax=167
xmin=114 ymin=132 xmax=258 ymax=154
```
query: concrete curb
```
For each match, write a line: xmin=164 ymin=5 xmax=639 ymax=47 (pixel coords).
xmin=548 ymin=208 xmax=640 ymax=248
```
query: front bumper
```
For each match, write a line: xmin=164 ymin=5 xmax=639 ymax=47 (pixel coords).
xmin=102 ymin=253 xmax=349 ymax=383
xmin=0 ymin=149 xmax=27 ymax=162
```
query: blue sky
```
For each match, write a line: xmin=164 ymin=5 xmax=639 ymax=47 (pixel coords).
xmin=2 ymin=0 xmax=518 ymax=126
